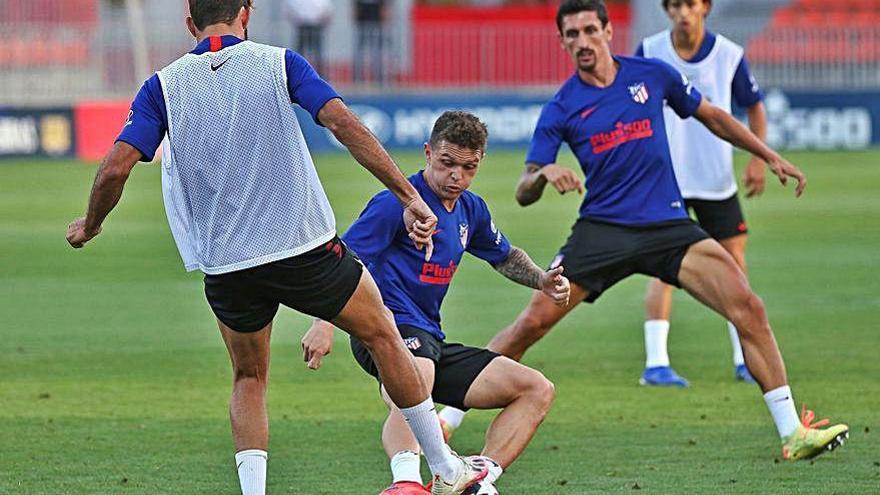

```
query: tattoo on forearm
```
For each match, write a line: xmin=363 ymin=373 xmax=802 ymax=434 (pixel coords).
xmin=494 ymin=246 xmax=542 ymax=290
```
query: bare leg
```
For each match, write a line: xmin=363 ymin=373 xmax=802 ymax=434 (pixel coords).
xmin=487 ymin=284 xmax=589 ymax=362
xmin=462 ymin=358 xmax=555 ymax=468
xmin=720 ymin=234 xmax=748 ymax=273
xmin=380 ymin=357 xmax=437 ymax=457
xmin=720 ymin=234 xmax=754 ymax=372
xmin=332 ymin=270 xmax=463 ymax=481
xmin=643 ymin=279 xmax=675 ymax=371
xmin=332 ymin=270 xmax=428 ymax=408
xmin=644 ymin=278 xmax=674 ymax=321
xmin=644 ymin=233 xmax=747 ymax=323
xmin=218 ymin=320 xmax=272 ymax=451
xmin=677 ymin=239 xmax=786 ymax=392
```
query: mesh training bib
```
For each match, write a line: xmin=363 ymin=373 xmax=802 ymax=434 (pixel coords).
xmin=157 ymin=41 xmax=336 ymax=274
xmin=642 ymin=31 xmax=743 ymax=200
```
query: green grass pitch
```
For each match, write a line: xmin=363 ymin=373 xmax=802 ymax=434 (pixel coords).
xmin=1 ymin=149 xmax=878 ymax=494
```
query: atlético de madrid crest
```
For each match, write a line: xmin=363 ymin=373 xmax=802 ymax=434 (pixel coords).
xmin=629 ymin=82 xmax=649 ymax=104
xmin=403 ymin=337 xmax=422 ymax=351
xmin=459 ymin=223 xmax=469 ymax=248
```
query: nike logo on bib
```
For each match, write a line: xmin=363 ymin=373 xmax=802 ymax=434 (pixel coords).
xmin=211 ymin=58 xmax=230 ymax=71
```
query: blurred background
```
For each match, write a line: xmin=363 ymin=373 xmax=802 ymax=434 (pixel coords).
xmin=2 ymin=3 xmax=879 ymax=493
xmin=1 ymin=0 xmax=878 ymax=160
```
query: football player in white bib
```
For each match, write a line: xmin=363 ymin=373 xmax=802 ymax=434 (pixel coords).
xmin=634 ymin=0 xmax=767 ymax=387
xmin=65 ymin=1 xmax=489 ymax=494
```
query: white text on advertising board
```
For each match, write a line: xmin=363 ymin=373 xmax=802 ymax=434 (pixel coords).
xmin=0 ymin=117 xmax=39 ymax=155
xmin=329 ymin=104 xmax=544 ymax=149
xmin=765 ymin=90 xmax=872 ymax=150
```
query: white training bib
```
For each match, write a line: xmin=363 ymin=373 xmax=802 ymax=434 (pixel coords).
xmin=641 ymin=30 xmax=744 ymax=200
xmin=157 ymin=41 xmax=336 ymax=274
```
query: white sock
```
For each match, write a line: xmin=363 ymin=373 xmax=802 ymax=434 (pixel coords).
xmin=763 ymin=385 xmax=801 ymax=438
xmin=234 ymin=449 xmax=267 ymax=495
xmin=728 ymin=321 xmax=746 ymax=366
xmin=390 ymin=450 xmax=422 ymax=484
xmin=399 ymin=398 xmax=460 ymax=480
xmin=483 ymin=457 xmax=503 ymax=484
xmin=644 ymin=320 xmax=671 ymax=368
xmin=438 ymin=407 xmax=467 ymax=429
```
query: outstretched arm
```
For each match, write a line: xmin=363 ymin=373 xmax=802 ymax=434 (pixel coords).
xmin=515 ymin=163 xmax=584 ymax=206
xmin=494 ymin=246 xmax=570 ymax=305
xmin=66 ymin=141 xmax=141 ymax=248
xmin=318 ymin=98 xmax=437 ymax=259
xmin=693 ymin=99 xmax=806 ymax=197
xmin=319 ymin=98 xmax=416 ymax=205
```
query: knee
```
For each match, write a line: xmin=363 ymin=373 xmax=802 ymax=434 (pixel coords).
xmin=523 ymin=371 xmax=556 ymax=414
xmin=742 ymin=292 xmax=767 ymax=322
xmin=729 ymin=291 xmax=769 ymax=336
xmin=356 ymin=308 xmax=398 ymax=350
xmin=233 ymin=361 xmax=268 ymax=384
xmin=536 ymin=375 xmax=556 ymax=411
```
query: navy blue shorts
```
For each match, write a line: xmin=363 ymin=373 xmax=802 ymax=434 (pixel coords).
xmin=350 ymin=325 xmax=499 ymax=410
xmin=685 ymin=194 xmax=748 ymax=241
xmin=204 ymin=237 xmax=363 ymax=332
xmin=552 ymin=218 xmax=710 ymax=303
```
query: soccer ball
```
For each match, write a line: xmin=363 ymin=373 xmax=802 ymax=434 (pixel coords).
xmin=464 ymin=481 xmax=499 ymax=495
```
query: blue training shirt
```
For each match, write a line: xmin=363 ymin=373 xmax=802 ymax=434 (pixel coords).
xmin=526 ymin=56 xmax=703 ymax=225
xmin=634 ymin=31 xmax=764 ymax=108
xmin=117 ymin=35 xmax=340 ymax=162
xmin=342 ymin=172 xmax=512 ymax=340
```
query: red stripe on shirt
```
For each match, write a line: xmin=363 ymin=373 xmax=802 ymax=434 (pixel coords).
xmin=209 ymin=36 xmax=222 ymax=52
xmin=418 ymin=274 xmax=452 ymax=285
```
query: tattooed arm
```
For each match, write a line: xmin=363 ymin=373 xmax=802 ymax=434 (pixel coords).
xmin=495 ymin=246 xmax=570 ymax=305
xmin=495 ymin=246 xmax=542 ymax=289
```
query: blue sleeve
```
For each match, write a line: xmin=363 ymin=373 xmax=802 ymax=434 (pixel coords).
xmin=116 ymin=74 xmax=167 ymax=162
xmin=341 ymin=191 xmax=403 ymax=266
xmin=731 ymin=56 xmax=764 ymax=108
xmin=657 ymin=60 xmax=703 ymax=118
xmin=465 ymin=196 xmax=512 ymax=266
xmin=634 ymin=42 xmax=645 ymax=57
xmin=525 ymin=101 xmax=565 ymax=166
xmin=285 ymin=49 xmax=340 ymax=126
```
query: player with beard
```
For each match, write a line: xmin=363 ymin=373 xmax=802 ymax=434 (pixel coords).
xmin=439 ymin=0 xmax=848 ymax=462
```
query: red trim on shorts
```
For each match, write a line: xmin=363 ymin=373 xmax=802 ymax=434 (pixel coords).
xmin=209 ymin=36 xmax=222 ymax=52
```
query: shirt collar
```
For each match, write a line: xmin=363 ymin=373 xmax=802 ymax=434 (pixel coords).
xmin=190 ymin=35 xmax=244 ymax=55
xmin=672 ymin=30 xmax=716 ymax=64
